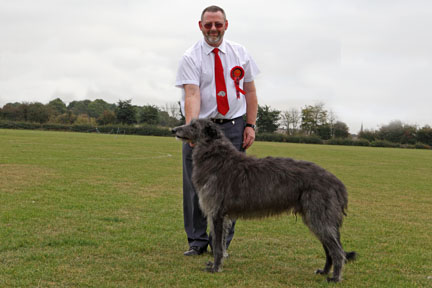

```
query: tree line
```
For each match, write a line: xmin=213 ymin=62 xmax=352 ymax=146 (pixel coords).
xmin=256 ymin=103 xmax=432 ymax=147
xmin=256 ymin=103 xmax=350 ymax=140
xmin=1 ymin=99 xmax=431 ymax=147
xmin=0 ymin=98 xmax=183 ymax=127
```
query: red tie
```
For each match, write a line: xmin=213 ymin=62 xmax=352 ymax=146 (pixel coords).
xmin=213 ymin=48 xmax=229 ymax=115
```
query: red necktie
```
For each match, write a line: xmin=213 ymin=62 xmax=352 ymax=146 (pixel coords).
xmin=213 ymin=48 xmax=229 ymax=115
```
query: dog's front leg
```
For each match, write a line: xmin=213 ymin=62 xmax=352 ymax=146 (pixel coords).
xmin=206 ymin=215 xmax=224 ymax=273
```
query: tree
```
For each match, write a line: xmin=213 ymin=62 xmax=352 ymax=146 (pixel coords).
xmin=27 ymin=103 xmax=50 ymax=124
xmin=401 ymin=124 xmax=417 ymax=145
xmin=377 ymin=120 xmax=405 ymax=143
xmin=257 ymin=105 xmax=280 ymax=133
xmin=333 ymin=121 xmax=350 ymax=138
xmin=358 ymin=129 xmax=377 ymax=142
xmin=1 ymin=103 xmax=26 ymax=121
xmin=281 ymin=108 xmax=300 ymax=135
xmin=88 ymin=99 xmax=116 ymax=118
xmin=162 ymin=102 xmax=182 ymax=120
xmin=48 ymin=98 xmax=67 ymax=116
xmin=116 ymin=99 xmax=136 ymax=125
xmin=328 ymin=110 xmax=337 ymax=137
xmin=74 ymin=114 xmax=96 ymax=125
xmin=97 ymin=110 xmax=117 ymax=125
xmin=158 ymin=110 xmax=181 ymax=127
xmin=301 ymin=103 xmax=327 ymax=135
xmin=68 ymin=100 xmax=92 ymax=116
xmin=317 ymin=124 xmax=331 ymax=140
xmin=417 ymin=125 xmax=432 ymax=146
xmin=139 ymin=105 xmax=159 ymax=125
xmin=56 ymin=111 xmax=77 ymax=124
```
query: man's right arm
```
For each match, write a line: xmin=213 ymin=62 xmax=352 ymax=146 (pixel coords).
xmin=184 ymin=84 xmax=201 ymax=124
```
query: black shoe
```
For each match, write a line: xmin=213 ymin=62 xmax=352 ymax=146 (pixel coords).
xmin=184 ymin=246 xmax=206 ymax=256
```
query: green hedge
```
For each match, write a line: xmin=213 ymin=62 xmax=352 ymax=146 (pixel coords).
xmin=0 ymin=120 xmax=172 ymax=137
xmin=256 ymin=133 xmax=323 ymax=144
xmin=370 ymin=140 xmax=400 ymax=148
xmin=326 ymin=138 xmax=370 ymax=147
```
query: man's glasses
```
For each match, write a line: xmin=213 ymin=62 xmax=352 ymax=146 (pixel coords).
xmin=203 ymin=22 xmax=224 ymax=29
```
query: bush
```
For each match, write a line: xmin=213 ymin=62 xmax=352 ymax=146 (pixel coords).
xmin=370 ymin=140 xmax=400 ymax=148
xmin=42 ymin=123 xmax=72 ymax=131
xmin=415 ymin=142 xmax=431 ymax=150
xmin=256 ymin=133 xmax=285 ymax=142
xmin=256 ymin=133 xmax=323 ymax=144
xmin=0 ymin=120 xmax=172 ymax=137
xmin=0 ymin=121 xmax=41 ymax=130
xmin=354 ymin=139 xmax=371 ymax=146
xmin=285 ymin=136 xmax=301 ymax=143
xmin=326 ymin=138 xmax=370 ymax=147
xmin=299 ymin=136 xmax=323 ymax=144
xmin=327 ymin=138 xmax=354 ymax=146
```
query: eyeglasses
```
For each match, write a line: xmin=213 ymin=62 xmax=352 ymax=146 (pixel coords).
xmin=203 ymin=22 xmax=224 ymax=29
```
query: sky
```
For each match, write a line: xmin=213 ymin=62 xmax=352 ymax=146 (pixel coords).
xmin=1 ymin=0 xmax=431 ymax=133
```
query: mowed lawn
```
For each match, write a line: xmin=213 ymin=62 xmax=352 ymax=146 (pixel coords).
xmin=0 ymin=129 xmax=431 ymax=288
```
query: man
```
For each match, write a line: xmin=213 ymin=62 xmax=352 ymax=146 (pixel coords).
xmin=175 ymin=5 xmax=260 ymax=256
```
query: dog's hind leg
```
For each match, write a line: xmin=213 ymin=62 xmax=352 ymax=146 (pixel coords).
xmin=206 ymin=215 xmax=225 ymax=273
xmin=305 ymin=214 xmax=345 ymax=282
xmin=315 ymin=244 xmax=332 ymax=275
xmin=321 ymin=229 xmax=345 ymax=282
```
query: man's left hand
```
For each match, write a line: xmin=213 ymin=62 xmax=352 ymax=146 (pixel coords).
xmin=242 ymin=127 xmax=255 ymax=150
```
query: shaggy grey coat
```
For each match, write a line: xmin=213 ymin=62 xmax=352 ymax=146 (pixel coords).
xmin=172 ymin=119 xmax=356 ymax=282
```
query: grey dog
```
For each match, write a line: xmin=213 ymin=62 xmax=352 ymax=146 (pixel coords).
xmin=172 ymin=119 xmax=356 ymax=282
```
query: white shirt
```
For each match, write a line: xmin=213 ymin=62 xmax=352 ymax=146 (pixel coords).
xmin=175 ymin=39 xmax=260 ymax=119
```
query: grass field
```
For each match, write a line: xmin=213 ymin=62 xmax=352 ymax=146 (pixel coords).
xmin=1 ymin=128 xmax=431 ymax=287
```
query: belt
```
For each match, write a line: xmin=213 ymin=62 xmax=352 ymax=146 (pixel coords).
xmin=210 ymin=116 xmax=242 ymax=124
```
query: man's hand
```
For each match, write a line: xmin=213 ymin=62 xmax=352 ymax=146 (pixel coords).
xmin=242 ymin=126 xmax=255 ymax=149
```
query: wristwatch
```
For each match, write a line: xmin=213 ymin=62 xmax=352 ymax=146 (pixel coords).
xmin=245 ymin=123 xmax=256 ymax=130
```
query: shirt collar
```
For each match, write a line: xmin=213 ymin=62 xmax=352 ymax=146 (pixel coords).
xmin=202 ymin=39 xmax=227 ymax=55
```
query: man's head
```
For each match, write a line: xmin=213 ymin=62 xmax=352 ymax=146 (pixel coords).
xmin=199 ymin=5 xmax=228 ymax=47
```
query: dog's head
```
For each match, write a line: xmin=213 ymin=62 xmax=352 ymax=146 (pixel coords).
xmin=172 ymin=119 xmax=222 ymax=144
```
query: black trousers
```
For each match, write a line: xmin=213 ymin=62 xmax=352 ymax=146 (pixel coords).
xmin=182 ymin=117 xmax=245 ymax=250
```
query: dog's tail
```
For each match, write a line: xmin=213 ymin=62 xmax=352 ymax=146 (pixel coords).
xmin=345 ymin=251 xmax=357 ymax=262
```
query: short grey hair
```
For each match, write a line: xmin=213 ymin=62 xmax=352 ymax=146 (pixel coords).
xmin=201 ymin=5 xmax=226 ymax=21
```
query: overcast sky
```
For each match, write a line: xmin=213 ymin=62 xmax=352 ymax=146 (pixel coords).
xmin=1 ymin=0 xmax=431 ymax=133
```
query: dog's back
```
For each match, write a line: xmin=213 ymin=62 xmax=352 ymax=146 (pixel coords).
xmin=203 ymin=150 xmax=348 ymax=222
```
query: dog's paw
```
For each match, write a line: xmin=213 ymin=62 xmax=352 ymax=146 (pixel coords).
xmin=205 ymin=266 xmax=222 ymax=273
xmin=327 ymin=277 xmax=340 ymax=283
xmin=315 ymin=269 xmax=328 ymax=275
xmin=206 ymin=261 xmax=213 ymax=268
xmin=204 ymin=261 xmax=222 ymax=273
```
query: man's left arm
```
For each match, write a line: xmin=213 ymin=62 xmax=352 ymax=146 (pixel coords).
xmin=242 ymin=80 xmax=258 ymax=150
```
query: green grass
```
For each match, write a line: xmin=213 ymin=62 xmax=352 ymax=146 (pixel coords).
xmin=0 ymin=129 xmax=431 ymax=287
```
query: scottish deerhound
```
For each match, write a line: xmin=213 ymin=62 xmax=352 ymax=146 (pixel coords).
xmin=172 ymin=119 xmax=356 ymax=282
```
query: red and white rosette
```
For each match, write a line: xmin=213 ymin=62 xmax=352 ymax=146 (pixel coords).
xmin=230 ymin=66 xmax=246 ymax=99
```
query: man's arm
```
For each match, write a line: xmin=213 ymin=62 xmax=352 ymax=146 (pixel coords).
xmin=243 ymin=80 xmax=258 ymax=150
xmin=184 ymin=84 xmax=201 ymax=124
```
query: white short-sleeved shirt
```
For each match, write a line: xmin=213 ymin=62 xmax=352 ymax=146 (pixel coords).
xmin=175 ymin=39 xmax=260 ymax=119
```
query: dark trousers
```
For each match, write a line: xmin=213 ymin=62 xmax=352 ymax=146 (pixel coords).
xmin=182 ymin=117 xmax=245 ymax=250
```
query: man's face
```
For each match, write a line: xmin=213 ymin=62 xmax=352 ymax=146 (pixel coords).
xmin=199 ymin=11 xmax=228 ymax=47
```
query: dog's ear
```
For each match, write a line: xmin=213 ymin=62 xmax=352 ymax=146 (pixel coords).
xmin=204 ymin=122 xmax=219 ymax=139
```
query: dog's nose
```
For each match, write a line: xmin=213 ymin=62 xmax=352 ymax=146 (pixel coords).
xmin=171 ymin=128 xmax=177 ymax=134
